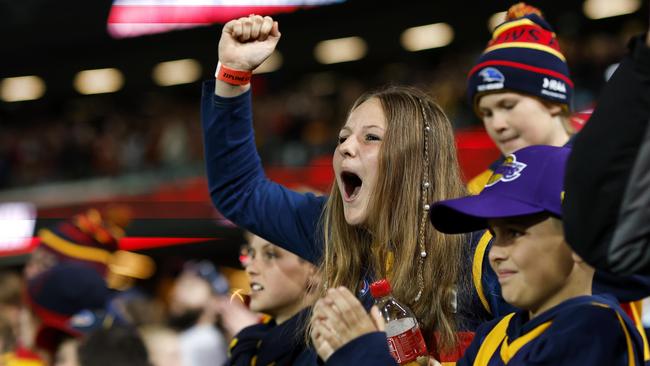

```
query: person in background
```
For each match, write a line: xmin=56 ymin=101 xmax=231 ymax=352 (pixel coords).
xmin=77 ymin=325 xmax=150 ymax=366
xmin=168 ymin=261 xmax=230 ymax=366
xmin=465 ymin=3 xmax=576 ymax=194
xmin=139 ymin=325 xmax=183 ymax=366
xmin=26 ymin=205 xmax=155 ymax=291
xmin=563 ymin=4 xmax=650 ymax=276
xmin=23 ymin=262 xmax=114 ymax=364
xmin=26 ymin=206 xmax=130 ymax=280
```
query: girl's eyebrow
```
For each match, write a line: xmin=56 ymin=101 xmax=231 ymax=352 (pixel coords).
xmin=363 ymin=125 xmax=385 ymax=131
xmin=339 ymin=124 xmax=385 ymax=133
xmin=340 ymin=124 xmax=385 ymax=131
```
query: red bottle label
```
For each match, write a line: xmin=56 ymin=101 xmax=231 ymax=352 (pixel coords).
xmin=386 ymin=326 xmax=428 ymax=364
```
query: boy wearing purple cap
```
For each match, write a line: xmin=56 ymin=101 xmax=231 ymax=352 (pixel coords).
xmin=430 ymin=145 xmax=644 ymax=365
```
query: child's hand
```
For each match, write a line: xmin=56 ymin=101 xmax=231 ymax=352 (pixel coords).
xmin=218 ymin=15 xmax=280 ymax=72
xmin=310 ymin=287 xmax=381 ymax=361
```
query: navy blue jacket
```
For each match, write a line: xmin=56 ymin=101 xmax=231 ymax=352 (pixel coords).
xmin=458 ymin=295 xmax=644 ymax=365
xmin=226 ymin=309 xmax=317 ymax=366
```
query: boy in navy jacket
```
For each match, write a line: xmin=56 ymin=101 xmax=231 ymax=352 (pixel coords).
xmin=429 ymin=145 xmax=644 ymax=365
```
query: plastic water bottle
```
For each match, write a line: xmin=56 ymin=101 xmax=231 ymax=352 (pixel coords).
xmin=370 ymin=279 xmax=428 ymax=365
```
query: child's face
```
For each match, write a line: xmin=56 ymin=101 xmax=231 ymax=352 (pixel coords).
xmin=488 ymin=214 xmax=575 ymax=314
xmin=478 ymin=92 xmax=567 ymax=155
xmin=333 ymin=97 xmax=385 ymax=226
xmin=245 ymin=235 xmax=316 ymax=323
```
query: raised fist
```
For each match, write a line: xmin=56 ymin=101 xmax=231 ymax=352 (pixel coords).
xmin=218 ymin=15 xmax=281 ymax=72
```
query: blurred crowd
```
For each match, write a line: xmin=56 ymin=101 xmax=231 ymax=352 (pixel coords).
xmin=0 ymin=94 xmax=204 ymax=189
xmin=0 ymin=29 xmax=638 ymax=190
xmin=0 ymin=207 xmax=259 ymax=366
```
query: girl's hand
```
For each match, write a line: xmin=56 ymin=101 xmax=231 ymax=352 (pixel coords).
xmin=310 ymin=287 xmax=384 ymax=361
xmin=218 ymin=15 xmax=280 ymax=71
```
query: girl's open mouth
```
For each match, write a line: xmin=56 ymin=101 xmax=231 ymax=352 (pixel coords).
xmin=341 ymin=171 xmax=362 ymax=201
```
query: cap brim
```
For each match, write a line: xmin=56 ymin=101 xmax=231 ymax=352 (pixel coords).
xmin=429 ymin=195 xmax=545 ymax=234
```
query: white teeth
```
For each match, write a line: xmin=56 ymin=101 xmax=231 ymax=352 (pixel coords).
xmin=350 ymin=185 xmax=361 ymax=200
xmin=251 ymin=283 xmax=264 ymax=292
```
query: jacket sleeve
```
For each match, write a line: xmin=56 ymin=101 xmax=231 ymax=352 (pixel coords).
xmin=201 ymin=80 xmax=326 ymax=263
xmin=563 ymin=35 xmax=650 ymax=275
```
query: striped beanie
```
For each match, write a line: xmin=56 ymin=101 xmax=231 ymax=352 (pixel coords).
xmin=467 ymin=3 xmax=574 ymax=113
xmin=37 ymin=207 xmax=130 ymax=276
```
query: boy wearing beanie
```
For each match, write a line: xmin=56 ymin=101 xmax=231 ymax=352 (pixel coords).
xmin=430 ymin=146 xmax=644 ymax=365
xmin=466 ymin=3 xmax=574 ymax=194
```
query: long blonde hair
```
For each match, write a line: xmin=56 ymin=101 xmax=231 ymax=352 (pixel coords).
xmin=317 ymin=85 xmax=467 ymax=351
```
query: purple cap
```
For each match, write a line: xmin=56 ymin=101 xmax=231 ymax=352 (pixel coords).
xmin=430 ymin=145 xmax=570 ymax=234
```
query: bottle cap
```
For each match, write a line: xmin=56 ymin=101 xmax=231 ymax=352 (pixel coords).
xmin=370 ymin=278 xmax=392 ymax=298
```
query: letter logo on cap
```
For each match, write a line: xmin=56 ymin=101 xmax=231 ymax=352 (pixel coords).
xmin=485 ymin=154 xmax=527 ymax=187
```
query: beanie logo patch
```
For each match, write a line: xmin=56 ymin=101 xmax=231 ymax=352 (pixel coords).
xmin=485 ymin=154 xmax=527 ymax=187
xmin=477 ymin=67 xmax=505 ymax=92
xmin=478 ymin=67 xmax=505 ymax=83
